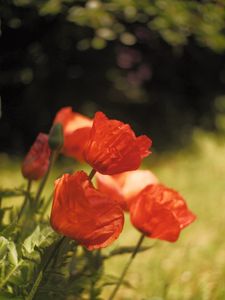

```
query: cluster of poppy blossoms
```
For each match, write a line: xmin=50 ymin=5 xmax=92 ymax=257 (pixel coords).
xmin=22 ymin=107 xmax=196 ymax=250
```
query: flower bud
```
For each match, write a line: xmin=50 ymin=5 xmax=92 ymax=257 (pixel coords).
xmin=48 ymin=123 xmax=64 ymax=151
xmin=22 ymin=133 xmax=50 ymax=180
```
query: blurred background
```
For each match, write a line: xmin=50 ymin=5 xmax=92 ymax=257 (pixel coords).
xmin=1 ymin=0 xmax=225 ymax=154
xmin=1 ymin=1 xmax=225 ymax=299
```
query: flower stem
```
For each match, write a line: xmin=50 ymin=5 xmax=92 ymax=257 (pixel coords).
xmin=17 ymin=179 xmax=32 ymax=222
xmin=33 ymin=151 xmax=57 ymax=208
xmin=0 ymin=260 xmax=23 ymax=289
xmin=108 ymin=233 xmax=145 ymax=300
xmin=26 ymin=236 xmax=65 ymax=300
xmin=39 ymin=192 xmax=53 ymax=222
xmin=88 ymin=169 xmax=96 ymax=181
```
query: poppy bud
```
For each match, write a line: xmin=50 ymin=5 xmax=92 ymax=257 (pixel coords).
xmin=48 ymin=123 xmax=64 ymax=151
xmin=21 ymin=133 xmax=51 ymax=180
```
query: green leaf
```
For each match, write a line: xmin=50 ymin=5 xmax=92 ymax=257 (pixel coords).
xmin=8 ymin=242 xmax=18 ymax=266
xmin=0 ymin=187 xmax=25 ymax=199
xmin=26 ymin=236 xmax=65 ymax=300
xmin=22 ymin=226 xmax=41 ymax=254
xmin=0 ymin=222 xmax=20 ymax=239
xmin=0 ymin=207 xmax=13 ymax=224
xmin=105 ymin=245 xmax=154 ymax=258
xmin=0 ymin=291 xmax=23 ymax=300
xmin=0 ymin=226 xmax=58 ymax=291
xmin=0 ymin=236 xmax=9 ymax=260
xmin=22 ymin=226 xmax=57 ymax=255
xmin=0 ymin=260 xmax=23 ymax=289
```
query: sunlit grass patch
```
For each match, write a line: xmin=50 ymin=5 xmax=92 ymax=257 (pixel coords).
xmin=103 ymin=131 xmax=225 ymax=299
xmin=1 ymin=130 xmax=225 ymax=300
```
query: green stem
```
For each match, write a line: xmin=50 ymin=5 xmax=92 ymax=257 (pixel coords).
xmin=26 ymin=236 xmax=65 ymax=300
xmin=33 ymin=151 xmax=57 ymax=208
xmin=39 ymin=192 xmax=53 ymax=222
xmin=17 ymin=180 xmax=32 ymax=222
xmin=108 ymin=234 xmax=145 ymax=300
xmin=0 ymin=260 xmax=23 ymax=289
xmin=88 ymin=169 xmax=96 ymax=181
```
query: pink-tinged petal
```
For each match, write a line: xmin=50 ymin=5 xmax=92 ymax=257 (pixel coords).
xmin=54 ymin=107 xmax=92 ymax=133
xmin=96 ymin=170 xmax=158 ymax=211
xmin=53 ymin=107 xmax=92 ymax=161
xmin=62 ymin=127 xmax=91 ymax=161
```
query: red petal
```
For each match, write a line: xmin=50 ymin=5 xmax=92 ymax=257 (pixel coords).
xmin=62 ymin=127 xmax=91 ymax=161
xmin=50 ymin=171 xmax=124 ymax=250
xmin=130 ymin=184 xmax=196 ymax=242
xmin=136 ymin=135 xmax=152 ymax=158
xmin=84 ymin=112 xmax=152 ymax=175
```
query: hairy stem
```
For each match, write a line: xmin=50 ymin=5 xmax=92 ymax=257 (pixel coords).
xmin=26 ymin=236 xmax=65 ymax=300
xmin=88 ymin=169 xmax=96 ymax=181
xmin=33 ymin=151 xmax=57 ymax=209
xmin=0 ymin=261 xmax=23 ymax=290
xmin=108 ymin=234 xmax=145 ymax=300
xmin=17 ymin=180 xmax=32 ymax=222
xmin=39 ymin=192 xmax=53 ymax=222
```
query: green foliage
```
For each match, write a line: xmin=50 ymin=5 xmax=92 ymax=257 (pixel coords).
xmin=0 ymin=236 xmax=9 ymax=260
xmin=1 ymin=0 xmax=224 ymax=153
xmin=0 ymin=169 xmax=148 ymax=300
xmin=103 ymin=245 xmax=154 ymax=259
xmin=6 ymin=0 xmax=225 ymax=52
xmin=0 ymin=224 xmax=59 ymax=297
xmin=32 ymin=240 xmax=105 ymax=300
xmin=102 ymin=132 xmax=225 ymax=299
xmin=0 ymin=132 xmax=224 ymax=299
xmin=0 ymin=187 xmax=26 ymax=199
xmin=22 ymin=226 xmax=57 ymax=255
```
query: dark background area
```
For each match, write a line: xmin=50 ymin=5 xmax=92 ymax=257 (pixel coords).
xmin=1 ymin=1 xmax=225 ymax=155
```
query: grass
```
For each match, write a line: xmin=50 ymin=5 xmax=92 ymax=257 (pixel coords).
xmin=1 ymin=130 xmax=225 ymax=300
xmin=103 ymin=130 xmax=225 ymax=300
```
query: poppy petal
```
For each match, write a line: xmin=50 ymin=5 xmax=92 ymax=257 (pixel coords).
xmin=84 ymin=112 xmax=152 ymax=175
xmin=53 ymin=107 xmax=92 ymax=161
xmin=130 ymin=184 xmax=196 ymax=242
xmin=96 ymin=170 xmax=158 ymax=211
xmin=50 ymin=171 xmax=124 ymax=250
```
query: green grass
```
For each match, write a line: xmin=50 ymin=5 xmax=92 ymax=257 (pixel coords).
xmin=103 ymin=130 xmax=225 ymax=300
xmin=1 ymin=130 xmax=225 ymax=300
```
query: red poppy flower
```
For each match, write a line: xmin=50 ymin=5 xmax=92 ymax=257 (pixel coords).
xmin=96 ymin=170 xmax=158 ymax=211
xmin=130 ymin=184 xmax=196 ymax=242
xmin=54 ymin=107 xmax=93 ymax=161
xmin=84 ymin=112 xmax=152 ymax=175
xmin=50 ymin=171 xmax=124 ymax=250
xmin=21 ymin=133 xmax=51 ymax=180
